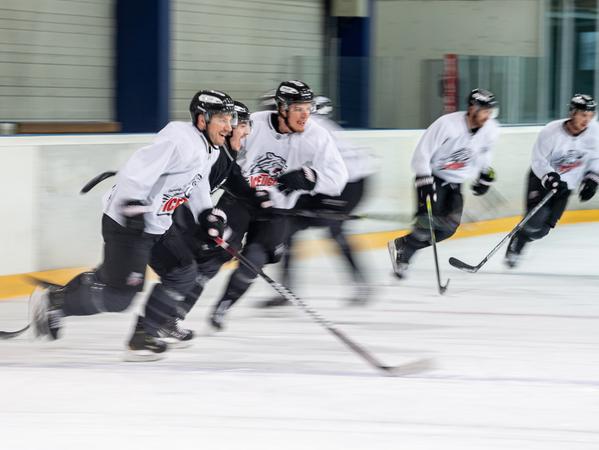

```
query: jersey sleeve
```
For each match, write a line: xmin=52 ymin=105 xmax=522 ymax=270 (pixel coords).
xmin=584 ymin=130 xmax=599 ymax=175
xmin=530 ymin=127 xmax=555 ymax=179
xmin=411 ymin=118 xmax=446 ymax=176
xmin=479 ymin=121 xmax=500 ymax=172
xmin=310 ymin=132 xmax=349 ymax=196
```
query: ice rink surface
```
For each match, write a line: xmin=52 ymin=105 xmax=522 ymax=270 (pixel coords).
xmin=1 ymin=222 xmax=598 ymax=450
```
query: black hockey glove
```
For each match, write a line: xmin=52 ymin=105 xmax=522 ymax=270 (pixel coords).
xmin=471 ymin=167 xmax=495 ymax=196
xmin=277 ymin=166 xmax=317 ymax=192
xmin=579 ymin=171 xmax=599 ymax=202
xmin=415 ymin=176 xmax=436 ymax=211
xmin=252 ymin=189 xmax=273 ymax=209
xmin=541 ymin=172 xmax=568 ymax=192
xmin=197 ymin=208 xmax=227 ymax=241
xmin=121 ymin=200 xmax=150 ymax=234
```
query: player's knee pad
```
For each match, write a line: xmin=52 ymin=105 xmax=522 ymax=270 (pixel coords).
xmin=411 ymin=227 xmax=432 ymax=243
xmin=243 ymin=243 xmax=269 ymax=269
xmin=160 ymin=263 xmax=198 ymax=296
xmin=522 ymin=223 xmax=550 ymax=241
xmin=436 ymin=225 xmax=458 ymax=243
xmin=267 ymin=243 xmax=286 ymax=264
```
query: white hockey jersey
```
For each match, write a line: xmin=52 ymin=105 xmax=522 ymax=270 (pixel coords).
xmin=531 ymin=119 xmax=599 ymax=189
xmin=103 ymin=122 xmax=218 ymax=235
xmin=411 ymin=111 xmax=500 ymax=184
xmin=236 ymin=111 xmax=349 ymax=209
xmin=312 ymin=115 xmax=377 ymax=182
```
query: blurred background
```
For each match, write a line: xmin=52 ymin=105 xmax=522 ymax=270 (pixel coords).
xmin=1 ymin=0 xmax=598 ymax=133
xmin=3 ymin=0 xmax=599 ymax=276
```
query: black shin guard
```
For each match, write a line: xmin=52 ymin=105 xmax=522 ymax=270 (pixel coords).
xmin=215 ymin=243 xmax=268 ymax=309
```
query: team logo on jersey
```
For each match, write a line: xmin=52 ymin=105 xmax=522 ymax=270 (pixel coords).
xmin=552 ymin=150 xmax=584 ymax=174
xmin=247 ymin=152 xmax=287 ymax=188
xmin=157 ymin=173 xmax=203 ymax=216
xmin=438 ymin=147 xmax=472 ymax=171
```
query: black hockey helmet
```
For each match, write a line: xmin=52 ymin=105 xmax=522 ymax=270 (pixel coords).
xmin=569 ymin=93 xmax=596 ymax=113
xmin=275 ymin=80 xmax=314 ymax=110
xmin=467 ymin=88 xmax=498 ymax=109
xmin=313 ymin=96 xmax=333 ymax=117
xmin=189 ymin=90 xmax=236 ymax=124
xmin=233 ymin=100 xmax=251 ymax=125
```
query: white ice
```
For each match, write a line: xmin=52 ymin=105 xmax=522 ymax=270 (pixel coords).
xmin=1 ymin=223 xmax=598 ymax=450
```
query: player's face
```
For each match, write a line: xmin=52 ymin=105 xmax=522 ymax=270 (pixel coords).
xmin=228 ymin=121 xmax=251 ymax=151
xmin=285 ymin=102 xmax=312 ymax=132
xmin=570 ymin=110 xmax=595 ymax=133
xmin=206 ymin=113 xmax=234 ymax=146
xmin=469 ymin=106 xmax=493 ymax=128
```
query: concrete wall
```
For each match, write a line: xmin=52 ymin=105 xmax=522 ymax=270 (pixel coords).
xmin=373 ymin=0 xmax=543 ymax=128
xmin=0 ymin=0 xmax=115 ymax=121
xmin=1 ymin=125 xmax=598 ymax=276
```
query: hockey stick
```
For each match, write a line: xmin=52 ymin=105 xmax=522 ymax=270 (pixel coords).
xmin=0 ymin=324 xmax=30 ymax=340
xmin=214 ymin=237 xmax=433 ymax=376
xmin=449 ymin=189 xmax=556 ymax=273
xmin=267 ymin=207 xmax=414 ymax=223
xmin=80 ymin=171 xmax=117 ymax=194
xmin=426 ymin=196 xmax=450 ymax=294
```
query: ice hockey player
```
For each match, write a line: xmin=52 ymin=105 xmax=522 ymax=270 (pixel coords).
xmin=209 ymin=80 xmax=348 ymax=330
xmin=143 ymin=100 xmax=271 ymax=343
xmin=504 ymin=93 xmax=599 ymax=267
xmin=388 ymin=88 xmax=500 ymax=278
xmin=263 ymin=95 xmax=376 ymax=307
xmin=29 ymin=90 xmax=235 ymax=360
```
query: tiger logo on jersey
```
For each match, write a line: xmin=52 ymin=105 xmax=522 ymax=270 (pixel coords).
xmin=552 ymin=150 xmax=584 ymax=174
xmin=247 ymin=152 xmax=287 ymax=188
xmin=438 ymin=147 xmax=472 ymax=171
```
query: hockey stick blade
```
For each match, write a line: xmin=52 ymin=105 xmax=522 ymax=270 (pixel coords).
xmin=448 ymin=257 xmax=479 ymax=273
xmin=214 ymin=237 xmax=423 ymax=376
xmin=379 ymin=358 xmax=436 ymax=377
xmin=23 ymin=275 xmax=64 ymax=289
xmin=0 ymin=324 xmax=30 ymax=340
xmin=80 ymin=171 xmax=117 ymax=194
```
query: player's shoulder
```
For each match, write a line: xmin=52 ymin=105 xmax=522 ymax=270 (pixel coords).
xmin=585 ymin=119 xmax=599 ymax=136
xmin=156 ymin=121 xmax=210 ymax=157
xmin=311 ymin=116 xmax=342 ymax=133
xmin=158 ymin=121 xmax=194 ymax=136
xmin=250 ymin=110 xmax=273 ymax=125
xmin=429 ymin=111 xmax=463 ymax=129
xmin=539 ymin=119 xmax=566 ymax=136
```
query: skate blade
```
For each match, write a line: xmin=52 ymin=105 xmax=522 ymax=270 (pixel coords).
xmin=387 ymin=240 xmax=404 ymax=278
xmin=157 ymin=337 xmax=194 ymax=349
xmin=28 ymin=287 xmax=50 ymax=339
xmin=123 ymin=349 xmax=166 ymax=362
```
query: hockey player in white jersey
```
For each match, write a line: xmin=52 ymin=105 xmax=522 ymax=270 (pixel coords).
xmin=388 ymin=89 xmax=500 ymax=278
xmin=209 ymin=80 xmax=349 ymax=329
xmin=29 ymin=90 xmax=235 ymax=360
xmin=263 ymin=95 xmax=377 ymax=307
xmin=505 ymin=94 xmax=599 ymax=267
xmin=142 ymin=100 xmax=270 ymax=343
